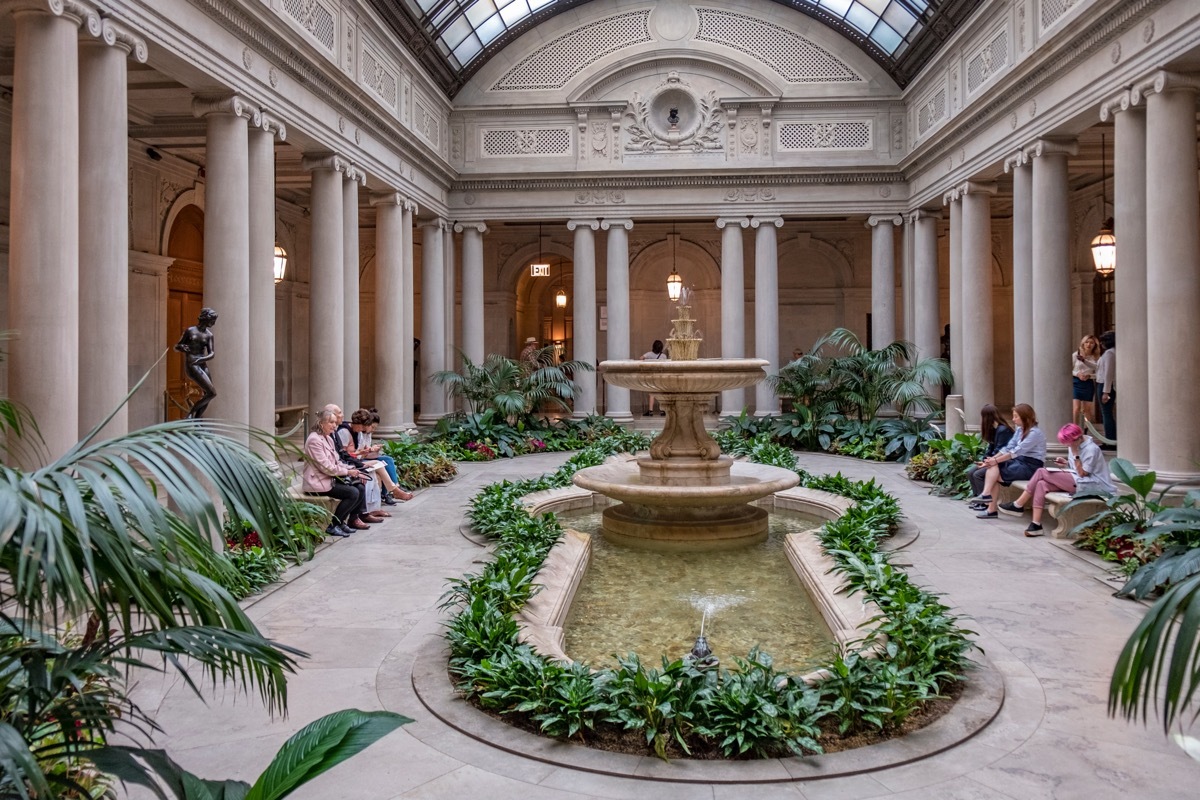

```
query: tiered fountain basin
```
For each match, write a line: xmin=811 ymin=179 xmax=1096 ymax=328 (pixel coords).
xmin=572 ymin=358 xmax=799 ymax=550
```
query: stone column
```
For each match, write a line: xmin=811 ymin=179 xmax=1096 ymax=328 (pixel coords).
xmin=301 ymin=154 xmax=346 ymax=417
xmin=752 ymin=216 xmax=783 ymax=416
xmin=371 ymin=193 xmax=406 ymax=432
xmin=7 ymin=2 xmax=95 ymax=461
xmin=194 ymin=95 xmax=255 ymax=435
xmin=868 ymin=215 xmax=902 ymax=349
xmin=247 ymin=112 xmax=284 ymax=447
xmin=958 ymin=181 xmax=997 ymax=426
xmin=943 ymin=191 xmax=963 ymax=395
xmin=601 ymin=218 xmax=633 ymax=422
xmin=401 ymin=201 xmax=417 ymax=429
xmin=342 ymin=165 xmax=365 ymax=413
xmin=717 ymin=217 xmax=749 ymax=413
xmin=568 ymin=219 xmax=600 ymax=417
xmin=1028 ymin=139 xmax=1077 ymax=439
xmin=911 ymin=210 xmax=942 ymax=365
xmin=1102 ymin=90 xmax=1148 ymax=466
xmin=1137 ymin=72 xmax=1200 ymax=482
xmin=901 ymin=216 xmax=915 ymax=345
xmin=455 ymin=222 xmax=487 ymax=366
xmin=418 ymin=220 xmax=448 ymax=425
xmin=1004 ymin=151 xmax=1034 ymax=404
xmin=443 ymin=224 xmax=457 ymax=386
xmin=78 ymin=20 xmax=146 ymax=441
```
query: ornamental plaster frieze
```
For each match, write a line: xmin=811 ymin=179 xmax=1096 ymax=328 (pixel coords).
xmin=452 ymin=173 xmax=901 ymax=193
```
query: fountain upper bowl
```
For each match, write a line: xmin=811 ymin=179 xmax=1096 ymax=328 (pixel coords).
xmin=600 ymin=358 xmax=769 ymax=394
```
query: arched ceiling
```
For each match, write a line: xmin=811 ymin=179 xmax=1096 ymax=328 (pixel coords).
xmin=366 ymin=0 xmax=982 ymax=97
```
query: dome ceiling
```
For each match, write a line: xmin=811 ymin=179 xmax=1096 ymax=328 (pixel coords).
xmin=366 ymin=0 xmax=981 ymax=96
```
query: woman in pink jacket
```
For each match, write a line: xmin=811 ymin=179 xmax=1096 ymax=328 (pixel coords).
xmin=303 ymin=409 xmax=366 ymax=537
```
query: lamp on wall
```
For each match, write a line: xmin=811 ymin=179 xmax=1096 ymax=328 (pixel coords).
xmin=273 ymin=244 xmax=288 ymax=283
xmin=666 ymin=221 xmax=683 ymax=301
xmin=1091 ymin=132 xmax=1116 ymax=276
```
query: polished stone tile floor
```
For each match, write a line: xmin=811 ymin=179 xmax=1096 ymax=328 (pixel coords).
xmin=125 ymin=452 xmax=1199 ymax=799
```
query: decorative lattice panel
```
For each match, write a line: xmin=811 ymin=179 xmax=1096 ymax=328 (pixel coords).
xmin=481 ymin=128 xmax=572 ymax=157
xmin=361 ymin=46 xmax=398 ymax=108
xmin=413 ymin=96 xmax=440 ymax=145
xmin=966 ymin=28 xmax=1009 ymax=94
xmin=917 ymin=87 xmax=947 ymax=136
xmin=778 ymin=121 xmax=872 ymax=151
xmin=282 ymin=0 xmax=335 ymax=52
xmin=492 ymin=11 xmax=652 ymax=91
xmin=1040 ymin=0 xmax=1072 ymax=31
xmin=694 ymin=8 xmax=862 ymax=83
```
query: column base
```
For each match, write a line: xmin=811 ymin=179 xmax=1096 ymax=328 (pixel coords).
xmin=415 ymin=414 xmax=446 ymax=427
xmin=605 ymin=411 xmax=635 ymax=425
xmin=1150 ymin=469 xmax=1200 ymax=493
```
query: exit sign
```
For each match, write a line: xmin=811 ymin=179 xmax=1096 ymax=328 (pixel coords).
xmin=530 ymin=263 xmax=550 ymax=277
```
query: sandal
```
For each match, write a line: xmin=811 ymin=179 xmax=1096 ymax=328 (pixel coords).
xmin=395 ymin=489 xmax=414 ymax=501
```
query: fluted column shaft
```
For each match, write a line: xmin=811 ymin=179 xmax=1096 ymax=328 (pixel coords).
xmin=418 ymin=220 xmax=447 ymax=424
xmin=1103 ymin=95 xmax=1148 ymax=465
xmin=1143 ymin=78 xmax=1200 ymax=480
xmin=456 ymin=223 xmax=487 ymax=366
xmin=869 ymin=215 xmax=901 ymax=348
xmin=902 ymin=217 xmax=915 ymax=345
xmin=960 ymin=183 xmax=996 ymax=425
xmin=79 ymin=26 xmax=144 ymax=441
xmin=248 ymin=115 xmax=283 ymax=446
xmin=198 ymin=98 xmax=253 ymax=435
xmin=602 ymin=218 xmax=633 ymax=422
xmin=342 ymin=169 xmax=363 ymax=413
xmin=1007 ymin=155 xmax=1034 ymax=403
xmin=372 ymin=194 xmax=406 ymax=431
xmin=946 ymin=195 xmax=963 ymax=395
xmin=401 ymin=202 xmax=417 ymax=428
xmin=568 ymin=219 xmax=600 ymax=418
xmin=753 ymin=216 xmax=783 ymax=416
xmin=1030 ymin=142 xmax=1076 ymax=438
xmin=303 ymin=156 xmax=345 ymax=416
xmin=912 ymin=211 xmax=942 ymax=365
xmin=9 ymin=6 xmax=85 ymax=461
xmin=718 ymin=217 xmax=749 ymax=413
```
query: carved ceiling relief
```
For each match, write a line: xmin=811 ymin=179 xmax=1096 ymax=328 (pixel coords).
xmin=623 ymin=72 xmax=724 ymax=155
xmin=738 ymin=116 xmax=759 ymax=156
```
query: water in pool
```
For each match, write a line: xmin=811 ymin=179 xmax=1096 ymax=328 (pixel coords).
xmin=559 ymin=508 xmax=838 ymax=675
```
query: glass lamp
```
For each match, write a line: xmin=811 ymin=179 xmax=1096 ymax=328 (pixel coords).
xmin=273 ymin=245 xmax=288 ymax=283
xmin=666 ymin=221 xmax=682 ymax=301
xmin=1092 ymin=133 xmax=1116 ymax=276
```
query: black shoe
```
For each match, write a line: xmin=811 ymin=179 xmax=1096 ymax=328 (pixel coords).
xmin=643 ymin=410 xmax=653 ymax=416
xmin=968 ymin=501 xmax=988 ymax=511
xmin=976 ymin=510 xmax=998 ymax=519
xmin=659 ymin=410 xmax=666 ymax=416
xmin=382 ymin=494 xmax=398 ymax=506
xmin=998 ymin=501 xmax=1024 ymax=517
xmin=1024 ymin=523 xmax=1045 ymax=537
xmin=326 ymin=525 xmax=351 ymax=538
xmin=966 ymin=494 xmax=992 ymax=504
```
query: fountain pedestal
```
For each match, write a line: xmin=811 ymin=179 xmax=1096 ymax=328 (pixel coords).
xmin=572 ymin=359 xmax=799 ymax=550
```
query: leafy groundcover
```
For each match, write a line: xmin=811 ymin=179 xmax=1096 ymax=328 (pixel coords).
xmin=446 ymin=436 xmax=977 ymax=760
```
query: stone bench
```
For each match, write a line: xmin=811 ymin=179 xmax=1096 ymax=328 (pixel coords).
xmin=286 ymin=480 xmax=339 ymax=518
xmin=996 ymin=479 xmax=1107 ymax=538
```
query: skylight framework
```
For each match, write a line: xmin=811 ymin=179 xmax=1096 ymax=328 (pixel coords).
xmin=370 ymin=0 xmax=978 ymax=96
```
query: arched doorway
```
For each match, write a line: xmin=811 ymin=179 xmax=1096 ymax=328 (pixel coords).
xmin=165 ymin=205 xmax=204 ymax=420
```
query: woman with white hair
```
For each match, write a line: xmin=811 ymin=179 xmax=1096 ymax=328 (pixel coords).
xmin=302 ymin=409 xmax=366 ymax=537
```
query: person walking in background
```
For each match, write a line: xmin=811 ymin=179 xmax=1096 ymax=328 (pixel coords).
xmin=641 ymin=339 xmax=669 ymax=416
xmin=1071 ymin=334 xmax=1102 ymax=426
xmin=1095 ymin=330 xmax=1116 ymax=445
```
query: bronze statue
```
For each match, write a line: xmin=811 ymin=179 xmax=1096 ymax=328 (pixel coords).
xmin=174 ymin=307 xmax=218 ymax=419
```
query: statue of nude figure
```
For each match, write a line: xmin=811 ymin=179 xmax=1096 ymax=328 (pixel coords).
xmin=174 ymin=307 xmax=218 ymax=419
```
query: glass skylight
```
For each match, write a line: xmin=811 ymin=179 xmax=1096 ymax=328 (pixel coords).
xmin=410 ymin=0 xmax=562 ymax=71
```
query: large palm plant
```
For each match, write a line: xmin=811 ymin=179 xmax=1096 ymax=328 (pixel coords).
xmin=0 ymin=373 xmax=408 ymax=797
xmin=434 ymin=346 xmax=594 ymax=423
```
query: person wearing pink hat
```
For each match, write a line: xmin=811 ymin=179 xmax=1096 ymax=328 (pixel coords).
xmin=998 ymin=422 xmax=1116 ymax=536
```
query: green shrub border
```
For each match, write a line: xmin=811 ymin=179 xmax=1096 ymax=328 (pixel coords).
xmin=446 ymin=437 xmax=978 ymax=759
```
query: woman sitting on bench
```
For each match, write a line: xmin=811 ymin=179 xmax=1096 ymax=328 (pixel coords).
xmin=998 ymin=423 xmax=1116 ymax=537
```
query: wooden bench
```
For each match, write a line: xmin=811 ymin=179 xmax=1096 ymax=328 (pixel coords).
xmin=996 ymin=479 xmax=1107 ymax=538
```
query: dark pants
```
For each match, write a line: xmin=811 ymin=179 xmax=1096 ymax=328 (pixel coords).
xmin=967 ymin=465 xmax=987 ymax=497
xmin=308 ymin=483 xmax=364 ymax=526
xmin=1100 ymin=389 xmax=1117 ymax=441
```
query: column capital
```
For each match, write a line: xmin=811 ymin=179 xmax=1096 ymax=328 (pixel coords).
xmin=454 ymin=221 xmax=488 ymax=234
xmin=253 ymin=110 xmax=287 ymax=141
xmin=192 ymin=94 xmax=260 ymax=126
xmin=566 ymin=218 xmax=600 ymax=231
xmin=81 ymin=17 xmax=148 ymax=62
xmin=369 ymin=191 xmax=409 ymax=208
xmin=750 ymin=216 xmax=784 ymax=229
xmin=957 ymin=180 xmax=998 ymax=196
xmin=301 ymin=152 xmax=348 ymax=174
xmin=942 ymin=187 xmax=961 ymax=205
xmin=1002 ymin=150 xmax=1029 ymax=172
xmin=343 ymin=164 xmax=367 ymax=186
xmin=1131 ymin=70 xmax=1200 ymax=105
xmin=1099 ymin=89 xmax=1133 ymax=122
xmin=421 ymin=218 xmax=451 ymax=232
xmin=866 ymin=214 xmax=903 ymax=228
xmin=908 ymin=209 xmax=942 ymax=223
xmin=715 ymin=217 xmax=750 ymax=229
xmin=600 ymin=218 xmax=633 ymax=231
xmin=1023 ymin=138 xmax=1078 ymax=159
xmin=2 ymin=0 xmax=99 ymax=28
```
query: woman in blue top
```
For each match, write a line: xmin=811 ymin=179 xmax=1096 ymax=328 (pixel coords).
xmin=972 ymin=403 xmax=1046 ymax=519
xmin=965 ymin=404 xmax=1016 ymax=499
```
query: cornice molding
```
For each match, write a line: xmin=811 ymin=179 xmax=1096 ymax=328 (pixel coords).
xmin=192 ymin=93 xmax=260 ymax=125
xmin=453 ymin=172 xmax=901 ymax=193
xmin=566 ymin=219 xmax=600 ymax=231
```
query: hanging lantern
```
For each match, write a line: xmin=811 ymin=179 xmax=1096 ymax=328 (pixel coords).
xmin=1091 ymin=219 xmax=1116 ymax=276
xmin=667 ymin=269 xmax=683 ymax=301
xmin=273 ymin=245 xmax=288 ymax=283
xmin=555 ymin=286 xmax=568 ymax=308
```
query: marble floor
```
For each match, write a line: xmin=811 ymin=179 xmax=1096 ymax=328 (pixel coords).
xmin=126 ymin=451 xmax=1199 ymax=799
